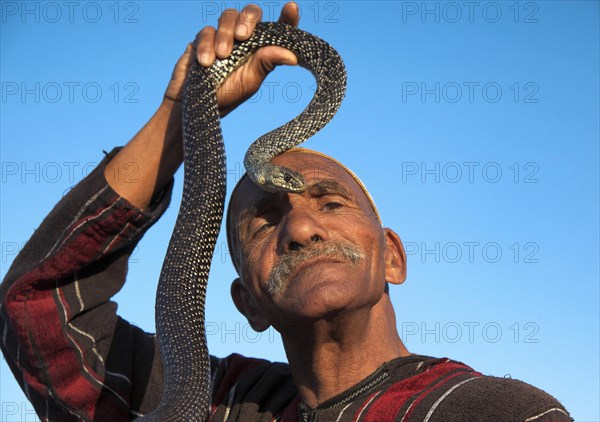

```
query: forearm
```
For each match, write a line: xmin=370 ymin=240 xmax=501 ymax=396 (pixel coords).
xmin=0 ymin=150 xmax=173 ymax=420
xmin=105 ymin=99 xmax=183 ymax=210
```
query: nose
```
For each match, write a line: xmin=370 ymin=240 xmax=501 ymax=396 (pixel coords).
xmin=279 ymin=204 xmax=329 ymax=254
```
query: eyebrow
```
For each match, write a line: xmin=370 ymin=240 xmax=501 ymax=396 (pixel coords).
xmin=235 ymin=179 xmax=355 ymax=237
xmin=307 ymin=179 xmax=355 ymax=201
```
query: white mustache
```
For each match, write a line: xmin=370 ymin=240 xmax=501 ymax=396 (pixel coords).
xmin=266 ymin=241 xmax=365 ymax=294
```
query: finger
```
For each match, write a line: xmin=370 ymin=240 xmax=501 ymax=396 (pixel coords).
xmin=168 ymin=43 xmax=195 ymax=85
xmin=176 ymin=43 xmax=195 ymax=73
xmin=215 ymin=8 xmax=238 ymax=58
xmin=278 ymin=2 xmax=300 ymax=27
xmin=196 ymin=26 xmax=216 ymax=67
xmin=235 ymin=4 xmax=262 ymax=40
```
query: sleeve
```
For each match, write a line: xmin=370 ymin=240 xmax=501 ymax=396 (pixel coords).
xmin=0 ymin=148 xmax=173 ymax=421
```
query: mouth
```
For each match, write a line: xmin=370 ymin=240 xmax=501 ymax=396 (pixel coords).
xmin=290 ymin=257 xmax=345 ymax=278
xmin=265 ymin=257 xmax=347 ymax=296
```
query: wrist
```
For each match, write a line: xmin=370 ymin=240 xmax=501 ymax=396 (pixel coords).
xmin=155 ymin=99 xmax=184 ymax=168
xmin=156 ymin=99 xmax=183 ymax=143
xmin=160 ymin=96 xmax=183 ymax=113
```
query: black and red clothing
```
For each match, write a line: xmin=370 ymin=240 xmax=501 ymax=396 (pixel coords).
xmin=0 ymin=149 xmax=571 ymax=421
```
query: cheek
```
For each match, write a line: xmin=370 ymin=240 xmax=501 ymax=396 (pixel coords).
xmin=355 ymin=223 xmax=386 ymax=277
xmin=325 ymin=214 xmax=383 ymax=271
xmin=243 ymin=238 xmax=278 ymax=288
xmin=336 ymin=212 xmax=381 ymax=248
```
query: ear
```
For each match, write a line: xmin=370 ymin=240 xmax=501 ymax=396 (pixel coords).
xmin=383 ymin=228 xmax=407 ymax=285
xmin=230 ymin=278 xmax=271 ymax=332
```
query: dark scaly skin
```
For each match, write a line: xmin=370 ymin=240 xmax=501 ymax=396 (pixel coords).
xmin=138 ymin=22 xmax=346 ymax=421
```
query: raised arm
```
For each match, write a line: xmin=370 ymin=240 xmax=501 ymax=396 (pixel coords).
xmin=0 ymin=3 xmax=300 ymax=421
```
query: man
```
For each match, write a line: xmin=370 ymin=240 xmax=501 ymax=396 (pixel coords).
xmin=0 ymin=3 xmax=570 ymax=421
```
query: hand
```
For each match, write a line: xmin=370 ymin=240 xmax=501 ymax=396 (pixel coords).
xmin=163 ymin=2 xmax=300 ymax=116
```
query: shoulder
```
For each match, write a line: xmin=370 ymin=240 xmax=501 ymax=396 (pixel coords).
xmin=440 ymin=376 xmax=571 ymax=421
xmin=375 ymin=356 xmax=570 ymax=422
xmin=420 ymin=371 xmax=571 ymax=422
xmin=210 ymin=353 xmax=291 ymax=389
xmin=209 ymin=354 xmax=296 ymax=420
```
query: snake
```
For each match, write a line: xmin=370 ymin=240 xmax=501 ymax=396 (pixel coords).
xmin=138 ymin=22 xmax=346 ymax=421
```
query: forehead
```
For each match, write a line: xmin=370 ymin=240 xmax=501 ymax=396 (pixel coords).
xmin=230 ymin=151 xmax=373 ymax=215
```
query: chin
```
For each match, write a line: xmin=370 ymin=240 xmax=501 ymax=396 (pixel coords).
xmin=279 ymin=264 xmax=373 ymax=320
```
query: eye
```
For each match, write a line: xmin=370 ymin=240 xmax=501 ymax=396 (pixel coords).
xmin=322 ymin=201 xmax=344 ymax=211
xmin=251 ymin=221 xmax=273 ymax=238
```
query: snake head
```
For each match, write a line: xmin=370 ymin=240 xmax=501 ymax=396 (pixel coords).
xmin=254 ymin=163 xmax=306 ymax=193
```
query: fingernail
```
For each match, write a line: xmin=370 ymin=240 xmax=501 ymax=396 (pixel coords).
xmin=217 ymin=41 xmax=228 ymax=56
xmin=235 ymin=24 xmax=248 ymax=37
xmin=200 ymin=53 xmax=210 ymax=66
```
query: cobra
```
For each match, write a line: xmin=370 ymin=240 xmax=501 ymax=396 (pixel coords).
xmin=138 ymin=22 xmax=346 ymax=421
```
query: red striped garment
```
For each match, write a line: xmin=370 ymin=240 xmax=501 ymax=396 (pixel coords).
xmin=0 ymin=149 xmax=571 ymax=421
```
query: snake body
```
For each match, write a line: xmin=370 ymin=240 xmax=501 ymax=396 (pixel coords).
xmin=139 ymin=22 xmax=346 ymax=421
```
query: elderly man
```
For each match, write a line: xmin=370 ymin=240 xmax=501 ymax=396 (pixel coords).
xmin=0 ymin=3 xmax=570 ymax=421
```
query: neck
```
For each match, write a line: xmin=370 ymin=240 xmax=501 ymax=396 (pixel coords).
xmin=280 ymin=294 xmax=409 ymax=408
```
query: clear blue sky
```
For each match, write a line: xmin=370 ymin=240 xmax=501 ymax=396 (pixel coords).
xmin=1 ymin=1 xmax=598 ymax=420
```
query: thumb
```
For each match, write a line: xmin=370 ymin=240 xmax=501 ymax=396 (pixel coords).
xmin=254 ymin=46 xmax=298 ymax=72
xmin=164 ymin=43 xmax=195 ymax=103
